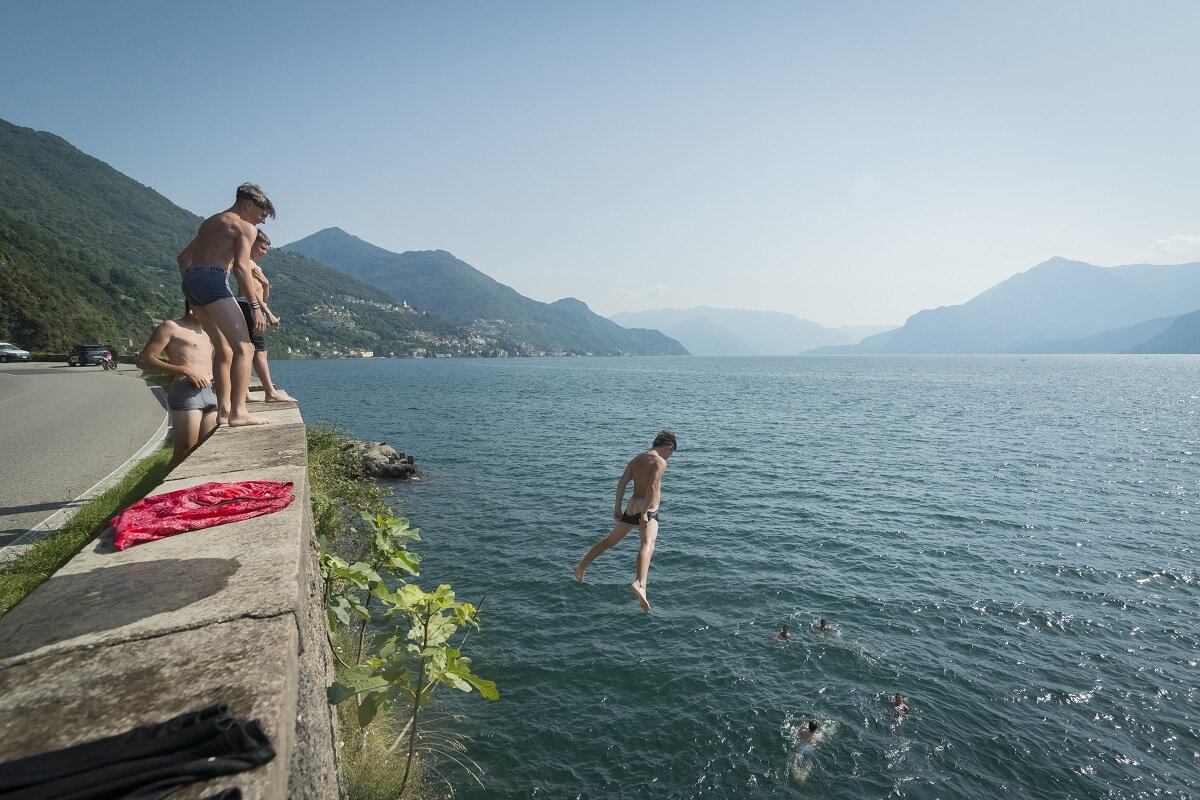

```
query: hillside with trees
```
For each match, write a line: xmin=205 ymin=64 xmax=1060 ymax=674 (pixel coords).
xmin=0 ymin=117 xmax=472 ymax=357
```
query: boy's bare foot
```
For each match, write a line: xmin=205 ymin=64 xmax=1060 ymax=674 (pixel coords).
xmin=631 ymin=581 xmax=650 ymax=613
xmin=228 ymin=413 xmax=270 ymax=426
xmin=264 ymin=390 xmax=295 ymax=402
xmin=573 ymin=563 xmax=586 ymax=583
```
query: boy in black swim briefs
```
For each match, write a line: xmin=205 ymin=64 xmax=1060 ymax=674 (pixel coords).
xmin=573 ymin=430 xmax=677 ymax=613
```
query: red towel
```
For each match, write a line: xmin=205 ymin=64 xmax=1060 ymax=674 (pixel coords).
xmin=110 ymin=480 xmax=296 ymax=550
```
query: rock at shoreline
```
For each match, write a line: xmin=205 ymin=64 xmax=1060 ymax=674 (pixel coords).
xmin=338 ymin=438 xmax=417 ymax=480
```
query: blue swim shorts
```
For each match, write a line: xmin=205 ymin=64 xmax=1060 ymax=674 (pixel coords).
xmin=167 ymin=378 xmax=218 ymax=412
xmin=181 ymin=267 xmax=234 ymax=307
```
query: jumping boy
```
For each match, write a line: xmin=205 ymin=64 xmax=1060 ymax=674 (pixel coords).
xmin=573 ymin=430 xmax=677 ymax=612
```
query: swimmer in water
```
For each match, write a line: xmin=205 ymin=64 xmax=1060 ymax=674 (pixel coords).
xmin=814 ymin=618 xmax=831 ymax=634
xmin=891 ymin=692 xmax=910 ymax=714
xmin=788 ymin=720 xmax=824 ymax=782
xmin=772 ymin=624 xmax=790 ymax=641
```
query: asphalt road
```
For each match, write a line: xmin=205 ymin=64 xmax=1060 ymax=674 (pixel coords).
xmin=0 ymin=362 xmax=167 ymax=546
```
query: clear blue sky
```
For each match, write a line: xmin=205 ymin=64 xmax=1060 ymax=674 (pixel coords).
xmin=3 ymin=1 xmax=1198 ymax=326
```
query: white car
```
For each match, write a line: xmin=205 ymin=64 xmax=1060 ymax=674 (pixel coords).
xmin=0 ymin=342 xmax=32 ymax=363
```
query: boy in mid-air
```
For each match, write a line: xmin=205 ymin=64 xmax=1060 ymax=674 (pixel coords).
xmin=573 ymin=430 xmax=677 ymax=613
xmin=136 ymin=304 xmax=217 ymax=472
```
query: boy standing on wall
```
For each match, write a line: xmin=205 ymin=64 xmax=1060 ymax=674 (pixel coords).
xmin=136 ymin=305 xmax=218 ymax=472
xmin=176 ymin=182 xmax=274 ymax=426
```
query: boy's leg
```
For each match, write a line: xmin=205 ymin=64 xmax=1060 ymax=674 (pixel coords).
xmin=199 ymin=409 xmax=219 ymax=442
xmin=192 ymin=298 xmax=266 ymax=426
xmin=167 ymin=410 xmax=202 ymax=473
xmin=254 ymin=350 xmax=294 ymax=401
xmin=630 ymin=518 xmax=659 ymax=613
xmin=573 ymin=522 xmax=634 ymax=582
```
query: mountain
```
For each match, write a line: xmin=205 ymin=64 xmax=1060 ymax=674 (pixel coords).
xmin=1019 ymin=314 xmax=1182 ymax=354
xmin=283 ymin=228 xmax=686 ymax=356
xmin=813 ymin=257 xmax=1200 ymax=354
xmin=1127 ymin=309 xmax=1200 ymax=353
xmin=609 ymin=307 xmax=858 ymax=356
xmin=0 ymin=117 xmax=469 ymax=356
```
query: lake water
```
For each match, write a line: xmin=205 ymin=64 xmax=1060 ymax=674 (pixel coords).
xmin=272 ymin=356 xmax=1199 ymax=799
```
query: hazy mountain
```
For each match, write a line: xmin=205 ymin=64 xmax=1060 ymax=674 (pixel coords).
xmin=284 ymin=228 xmax=686 ymax=356
xmin=1020 ymin=314 xmax=1182 ymax=354
xmin=608 ymin=307 xmax=855 ymax=356
xmin=1127 ymin=309 xmax=1200 ymax=353
xmin=0 ymin=117 xmax=462 ymax=356
xmin=813 ymin=257 xmax=1200 ymax=354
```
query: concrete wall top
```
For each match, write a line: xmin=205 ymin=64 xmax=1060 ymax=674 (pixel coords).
xmin=0 ymin=396 xmax=338 ymax=799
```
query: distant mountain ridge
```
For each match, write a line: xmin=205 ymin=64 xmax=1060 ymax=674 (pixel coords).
xmin=610 ymin=307 xmax=882 ymax=356
xmin=813 ymin=257 xmax=1200 ymax=354
xmin=284 ymin=228 xmax=686 ymax=356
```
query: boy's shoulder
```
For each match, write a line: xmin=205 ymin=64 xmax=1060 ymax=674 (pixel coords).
xmin=163 ymin=318 xmax=203 ymax=337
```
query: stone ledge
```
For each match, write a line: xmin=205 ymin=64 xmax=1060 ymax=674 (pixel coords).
xmin=0 ymin=399 xmax=337 ymax=798
xmin=0 ymin=616 xmax=297 ymax=800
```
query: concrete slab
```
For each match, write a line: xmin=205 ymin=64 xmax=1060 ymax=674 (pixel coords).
xmin=0 ymin=615 xmax=298 ymax=799
xmin=247 ymin=398 xmax=299 ymax=412
xmin=0 ymin=465 xmax=308 ymax=665
xmin=0 ymin=392 xmax=336 ymax=798
xmin=169 ymin=416 xmax=307 ymax=480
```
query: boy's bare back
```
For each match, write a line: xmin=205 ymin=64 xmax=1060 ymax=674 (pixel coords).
xmin=627 ymin=450 xmax=667 ymax=500
xmin=178 ymin=211 xmax=256 ymax=275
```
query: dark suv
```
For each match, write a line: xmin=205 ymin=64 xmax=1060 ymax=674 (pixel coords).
xmin=67 ymin=344 xmax=112 ymax=366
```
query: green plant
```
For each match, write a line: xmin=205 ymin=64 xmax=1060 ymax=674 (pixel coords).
xmin=330 ymin=580 xmax=497 ymax=794
xmin=310 ymin=452 xmax=498 ymax=796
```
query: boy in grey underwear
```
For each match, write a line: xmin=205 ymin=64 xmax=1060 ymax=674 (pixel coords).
xmin=136 ymin=304 xmax=218 ymax=472
xmin=176 ymin=182 xmax=274 ymax=427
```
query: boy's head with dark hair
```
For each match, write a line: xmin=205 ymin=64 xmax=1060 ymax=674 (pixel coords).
xmin=235 ymin=182 xmax=276 ymax=219
xmin=653 ymin=429 xmax=677 ymax=453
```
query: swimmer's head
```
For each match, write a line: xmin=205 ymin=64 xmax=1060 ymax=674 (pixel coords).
xmin=653 ymin=429 xmax=677 ymax=455
xmin=807 ymin=721 xmax=819 ymax=732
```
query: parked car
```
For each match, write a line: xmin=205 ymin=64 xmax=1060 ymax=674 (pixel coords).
xmin=0 ymin=342 xmax=32 ymax=362
xmin=67 ymin=344 xmax=112 ymax=367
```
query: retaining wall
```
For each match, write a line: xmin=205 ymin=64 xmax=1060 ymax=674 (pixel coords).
xmin=0 ymin=396 xmax=339 ymax=799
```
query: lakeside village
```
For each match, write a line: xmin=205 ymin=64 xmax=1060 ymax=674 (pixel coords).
xmin=285 ymin=295 xmax=627 ymax=360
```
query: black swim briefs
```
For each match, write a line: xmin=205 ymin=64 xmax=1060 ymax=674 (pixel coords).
xmin=620 ymin=510 xmax=660 ymax=526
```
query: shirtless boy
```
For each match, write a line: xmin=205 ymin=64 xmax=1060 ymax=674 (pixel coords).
xmin=136 ymin=305 xmax=218 ymax=472
xmin=176 ymin=183 xmax=274 ymax=426
xmin=237 ymin=230 xmax=293 ymax=402
xmin=573 ymin=430 xmax=677 ymax=613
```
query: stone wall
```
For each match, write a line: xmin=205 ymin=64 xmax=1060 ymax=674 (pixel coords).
xmin=0 ymin=397 xmax=339 ymax=799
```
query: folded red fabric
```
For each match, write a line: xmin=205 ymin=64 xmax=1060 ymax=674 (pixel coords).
xmin=110 ymin=480 xmax=296 ymax=550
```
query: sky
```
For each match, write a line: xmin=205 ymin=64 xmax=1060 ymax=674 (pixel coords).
xmin=3 ymin=1 xmax=1198 ymax=327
